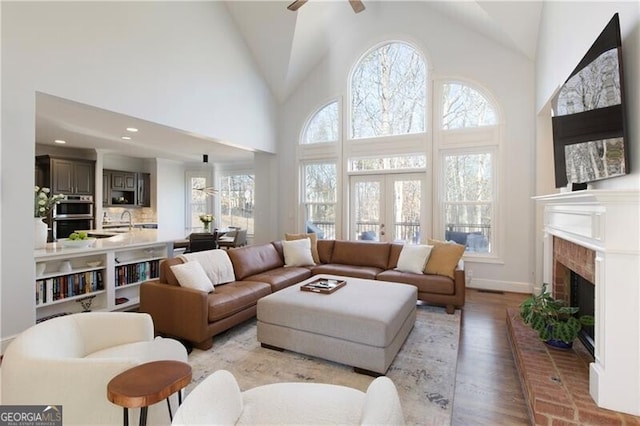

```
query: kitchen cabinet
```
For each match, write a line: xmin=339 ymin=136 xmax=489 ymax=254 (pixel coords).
xmin=36 ymin=156 xmax=95 ymax=196
xmin=103 ymin=169 xmax=151 ymax=207
xmin=111 ymin=171 xmax=137 ymax=191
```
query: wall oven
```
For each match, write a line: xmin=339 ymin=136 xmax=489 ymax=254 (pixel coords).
xmin=51 ymin=195 xmax=94 ymax=241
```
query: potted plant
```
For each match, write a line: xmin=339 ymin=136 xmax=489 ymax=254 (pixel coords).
xmin=519 ymin=283 xmax=594 ymax=349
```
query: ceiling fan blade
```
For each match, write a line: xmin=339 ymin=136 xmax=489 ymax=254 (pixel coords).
xmin=287 ymin=0 xmax=308 ymax=11
xmin=349 ymin=0 xmax=365 ymax=13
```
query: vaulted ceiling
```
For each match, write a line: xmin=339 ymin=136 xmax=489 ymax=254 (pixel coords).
xmin=225 ymin=0 xmax=543 ymax=102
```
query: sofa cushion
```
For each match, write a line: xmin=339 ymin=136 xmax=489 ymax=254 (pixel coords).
xmin=376 ymin=270 xmax=455 ymax=295
xmin=395 ymin=244 xmax=433 ymax=274
xmin=285 ymin=232 xmax=320 ymax=264
xmin=246 ymin=267 xmax=312 ymax=292
xmin=282 ymin=238 xmax=315 ymax=267
xmin=208 ymin=281 xmax=272 ymax=322
xmin=330 ymin=241 xmax=390 ymax=269
xmin=170 ymin=261 xmax=215 ymax=293
xmin=311 ymin=264 xmax=382 ymax=280
xmin=425 ymin=239 xmax=465 ymax=279
xmin=228 ymin=244 xmax=285 ymax=280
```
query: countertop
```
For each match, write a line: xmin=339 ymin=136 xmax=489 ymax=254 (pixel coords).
xmin=34 ymin=229 xmax=183 ymax=259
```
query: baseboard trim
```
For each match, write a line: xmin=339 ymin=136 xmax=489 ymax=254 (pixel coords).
xmin=467 ymin=278 xmax=532 ymax=294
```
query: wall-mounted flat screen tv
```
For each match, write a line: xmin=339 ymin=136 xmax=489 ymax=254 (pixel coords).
xmin=551 ymin=13 xmax=629 ymax=188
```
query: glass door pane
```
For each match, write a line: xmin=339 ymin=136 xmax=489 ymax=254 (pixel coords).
xmin=350 ymin=176 xmax=383 ymax=241
xmin=389 ymin=175 xmax=423 ymax=243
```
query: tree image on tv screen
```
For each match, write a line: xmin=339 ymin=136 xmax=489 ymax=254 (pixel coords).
xmin=564 ymin=137 xmax=626 ymax=184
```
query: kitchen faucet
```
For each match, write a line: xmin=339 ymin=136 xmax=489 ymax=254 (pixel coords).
xmin=121 ymin=210 xmax=133 ymax=230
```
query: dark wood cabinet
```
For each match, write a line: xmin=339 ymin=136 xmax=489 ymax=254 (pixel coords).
xmin=103 ymin=169 xmax=151 ymax=207
xmin=36 ymin=156 xmax=95 ymax=196
xmin=111 ymin=172 xmax=137 ymax=191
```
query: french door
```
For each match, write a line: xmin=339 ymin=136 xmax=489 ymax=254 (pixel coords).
xmin=349 ymin=173 xmax=426 ymax=243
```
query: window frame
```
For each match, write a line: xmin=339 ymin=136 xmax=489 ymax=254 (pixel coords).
xmin=185 ymin=170 xmax=213 ymax=234
xmin=218 ymin=171 xmax=255 ymax=237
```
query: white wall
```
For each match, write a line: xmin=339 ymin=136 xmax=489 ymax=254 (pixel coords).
xmin=278 ymin=2 xmax=536 ymax=292
xmin=1 ymin=2 xmax=276 ymax=348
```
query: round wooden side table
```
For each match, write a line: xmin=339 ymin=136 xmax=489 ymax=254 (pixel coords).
xmin=107 ymin=360 xmax=192 ymax=426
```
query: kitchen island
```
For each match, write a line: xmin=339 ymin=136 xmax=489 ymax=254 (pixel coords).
xmin=34 ymin=229 xmax=180 ymax=323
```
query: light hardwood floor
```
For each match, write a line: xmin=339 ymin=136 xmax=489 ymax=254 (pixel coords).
xmin=451 ymin=289 xmax=531 ymax=425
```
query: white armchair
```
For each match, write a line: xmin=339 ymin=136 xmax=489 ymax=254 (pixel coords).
xmin=172 ymin=369 xmax=405 ymax=425
xmin=1 ymin=312 xmax=187 ymax=426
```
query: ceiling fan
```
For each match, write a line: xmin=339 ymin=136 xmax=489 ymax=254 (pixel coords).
xmin=287 ymin=0 xmax=365 ymax=14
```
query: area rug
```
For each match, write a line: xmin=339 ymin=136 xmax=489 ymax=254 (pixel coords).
xmin=187 ymin=304 xmax=461 ymax=425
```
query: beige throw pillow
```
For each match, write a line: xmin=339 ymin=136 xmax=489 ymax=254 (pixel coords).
xmin=170 ymin=261 xmax=215 ymax=293
xmin=282 ymin=238 xmax=316 ymax=267
xmin=395 ymin=244 xmax=433 ymax=275
xmin=285 ymin=232 xmax=319 ymax=264
xmin=424 ymin=239 xmax=465 ymax=279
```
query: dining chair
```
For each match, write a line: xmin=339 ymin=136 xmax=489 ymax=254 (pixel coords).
xmin=218 ymin=229 xmax=247 ymax=249
xmin=186 ymin=232 xmax=219 ymax=253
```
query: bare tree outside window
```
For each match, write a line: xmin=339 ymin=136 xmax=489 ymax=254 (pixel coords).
xmin=220 ymin=174 xmax=254 ymax=234
xmin=303 ymin=101 xmax=339 ymax=144
xmin=442 ymin=83 xmax=497 ymax=129
xmin=443 ymin=152 xmax=493 ymax=253
xmin=303 ymin=163 xmax=337 ymax=239
xmin=351 ymin=42 xmax=426 ymax=138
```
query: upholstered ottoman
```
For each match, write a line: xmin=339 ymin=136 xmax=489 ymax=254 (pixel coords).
xmin=257 ymin=274 xmax=417 ymax=374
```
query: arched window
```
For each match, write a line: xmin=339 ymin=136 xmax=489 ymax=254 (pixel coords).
xmin=441 ymin=82 xmax=497 ymax=129
xmin=302 ymin=101 xmax=339 ymax=144
xmin=350 ymin=42 xmax=426 ymax=139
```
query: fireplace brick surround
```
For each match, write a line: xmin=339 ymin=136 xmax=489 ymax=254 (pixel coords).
xmin=532 ymin=190 xmax=640 ymax=417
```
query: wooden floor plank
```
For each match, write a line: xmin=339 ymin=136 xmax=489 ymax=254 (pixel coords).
xmin=452 ymin=289 xmax=530 ymax=425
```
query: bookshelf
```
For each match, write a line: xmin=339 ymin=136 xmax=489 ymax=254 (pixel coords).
xmin=34 ymin=241 xmax=170 ymax=322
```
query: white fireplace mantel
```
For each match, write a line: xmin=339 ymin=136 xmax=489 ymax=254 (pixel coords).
xmin=534 ymin=189 xmax=640 ymax=416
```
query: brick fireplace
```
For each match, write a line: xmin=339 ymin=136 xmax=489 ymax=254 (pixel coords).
xmin=534 ymin=190 xmax=640 ymax=416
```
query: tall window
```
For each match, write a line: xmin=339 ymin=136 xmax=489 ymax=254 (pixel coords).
xmin=219 ymin=174 xmax=254 ymax=235
xmin=302 ymin=162 xmax=337 ymax=239
xmin=302 ymin=101 xmax=339 ymax=144
xmin=442 ymin=150 xmax=494 ymax=253
xmin=351 ymin=42 xmax=426 ymax=139
xmin=439 ymin=81 xmax=499 ymax=254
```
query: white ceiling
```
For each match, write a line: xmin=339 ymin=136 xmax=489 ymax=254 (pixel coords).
xmin=36 ymin=1 xmax=542 ymax=163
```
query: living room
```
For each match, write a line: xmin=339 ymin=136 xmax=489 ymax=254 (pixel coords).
xmin=2 ymin=1 xmax=639 ymax=425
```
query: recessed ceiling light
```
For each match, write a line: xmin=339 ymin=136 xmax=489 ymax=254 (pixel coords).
xmin=126 ymin=127 xmax=138 ymax=133
xmin=54 ymin=139 xmax=66 ymax=144
xmin=121 ymin=136 xmax=132 ymax=140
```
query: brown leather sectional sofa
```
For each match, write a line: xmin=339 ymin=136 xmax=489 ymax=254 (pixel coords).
xmin=139 ymin=239 xmax=465 ymax=350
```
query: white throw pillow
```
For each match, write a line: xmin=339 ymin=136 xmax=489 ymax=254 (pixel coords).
xmin=395 ymin=244 xmax=434 ymax=275
xmin=282 ymin=238 xmax=315 ymax=267
xmin=170 ymin=261 xmax=215 ymax=293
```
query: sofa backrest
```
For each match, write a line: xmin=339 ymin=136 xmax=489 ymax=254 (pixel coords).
xmin=316 ymin=240 xmax=335 ymax=264
xmin=228 ymin=243 xmax=285 ymax=280
xmin=330 ymin=240 xmax=390 ymax=269
xmin=159 ymin=257 xmax=185 ymax=286
xmin=387 ymin=243 xmax=404 ymax=269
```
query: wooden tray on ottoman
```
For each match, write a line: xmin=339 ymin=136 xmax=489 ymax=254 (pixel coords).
xmin=300 ymin=278 xmax=346 ymax=294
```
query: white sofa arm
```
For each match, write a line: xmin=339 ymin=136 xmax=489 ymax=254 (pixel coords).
xmin=360 ymin=376 xmax=405 ymax=425
xmin=172 ymin=370 xmax=243 ymax=426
